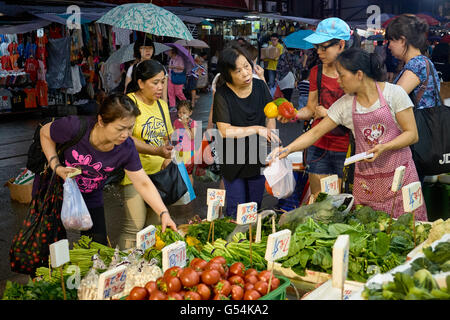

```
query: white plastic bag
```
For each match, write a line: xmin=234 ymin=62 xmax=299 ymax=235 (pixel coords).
xmin=61 ymin=177 xmax=93 ymax=231
xmin=263 ymin=158 xmax=295 ymax=199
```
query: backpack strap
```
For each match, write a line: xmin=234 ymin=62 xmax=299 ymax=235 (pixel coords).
xmin=412 ymin=58 xmax=430 ymax=107
xmin=317 ymin=63 xmax=323 ymax=106
xmin=57 ymin=116 xmax=88 ymax=155
xmin=156 ymin=99 xmax=170 ymax=140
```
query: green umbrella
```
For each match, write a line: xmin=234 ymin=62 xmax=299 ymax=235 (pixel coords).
xmin=96 ymin=3 xmax=193 ymax=40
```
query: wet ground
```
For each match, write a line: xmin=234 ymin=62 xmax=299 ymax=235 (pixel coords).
xmin=0 ymin=88 xmax=303 ymax=298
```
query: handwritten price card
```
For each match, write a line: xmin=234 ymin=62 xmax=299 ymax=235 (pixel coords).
xmin=49 ymin=239 xmax=70 ymax=268
xmin=236 ymin=202 xmax=258 ymax=225
xmin=207 ymin=199 xmax=221 ymax=222
xmin=162 ymin=241 xmax=187 ymax=272
xmin=402 ymin=182 xmax=423 ymax=212
xmin=97 ymin=265 xmax=127 ymax=300
xmin=207 ymin=188 xmax=226 ymax=206
xmin=136 ymin=225 xmax=156 ymax=251
xmin=332 ymin=235 xmax=349 ymax=290
xmin=265 ymin=229 xmax=291 ymax=262
xmin=320 ymin=174 xmax=339 ymax=195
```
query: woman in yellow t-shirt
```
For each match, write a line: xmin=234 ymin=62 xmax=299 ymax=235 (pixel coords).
xmin=119 ymin=60 xmax=176 ymax=249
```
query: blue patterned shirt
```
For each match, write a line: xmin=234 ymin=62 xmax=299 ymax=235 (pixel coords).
xmin=394 ymin=55 xmax=441 ymax=109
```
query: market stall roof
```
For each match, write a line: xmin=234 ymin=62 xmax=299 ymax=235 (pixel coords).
xmin=163 ymin=6 xmax=250 ymax=20
xmin=257 ymin=13 xmax=320 ymax=25
xmin=0 ymin=18 xmax=51 ymax=34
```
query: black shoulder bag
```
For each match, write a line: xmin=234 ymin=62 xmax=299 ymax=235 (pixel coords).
xmin=409 ymin=59 xmax=450 ymax=176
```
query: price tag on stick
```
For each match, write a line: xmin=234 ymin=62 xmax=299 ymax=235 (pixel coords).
xmin=236 ymin=202 xmax=258 ymax=266
xmin=265 ymin=229 xmax=291 ymax=294
xmin=136 ymin=225 xmax=156 ymax=251
xmin=388 ymin=166 xmax=406 ymax=234
xmin=402 ymin=182 xmax=423 ymax=246
xmin=49 ymin=239 xmax=70 ymax=300
xmin=162 ymin=241 xmax=187 ymax=272
xmin=332 ymin=235 xmax=350 ymax=300
xmin=320 ymin=174 xmax=339 ymax=195
xmin=97 ymin=265 xmax=127 ymax=300
xmin=207 ymin=188 xmax=226 ymax=206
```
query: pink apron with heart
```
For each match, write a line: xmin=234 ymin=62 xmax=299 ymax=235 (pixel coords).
xmin=351 ymin=83 xmax=427 ymax=221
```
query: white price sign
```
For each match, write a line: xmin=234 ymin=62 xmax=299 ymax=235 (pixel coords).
xmin=49 ymin=239 xmax=70 ymax=268
xmin=207 ymin=200 xmax=221 ymax=222
xmin=391 ymin=166 xmax=406 ymax=192
xmin=320 ymin=174 xmax=339 ymax=195
xmin=136 ymin=225 xmax=156 ymax=251
xmin=97 ymin=265 xmax=127 ymax=300
xmin=332 ymin=235 xmax=349 ymax=290
xmin=207 ymin=188 xmax=226 ymax=206
xmin=265 ymin=229 xmax=291 ymax=262
xmin=402 ymin=182 xmax=423 ymax=212
xmin=162 ymin=241 xmax=186 ymax=272
xmin=236 ymin=202 xmax=258 ymax=225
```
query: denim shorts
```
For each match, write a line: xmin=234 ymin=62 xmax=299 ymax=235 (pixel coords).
xmin=305 ymin=145 xmax=346 ymax=178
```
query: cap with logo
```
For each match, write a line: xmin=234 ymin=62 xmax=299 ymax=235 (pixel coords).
xmin=304 ymin=17 xmax=351 ymax=44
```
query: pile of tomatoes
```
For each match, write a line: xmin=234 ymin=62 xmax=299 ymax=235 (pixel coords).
xmin=127 ymin=256 xmax=281 ymax=300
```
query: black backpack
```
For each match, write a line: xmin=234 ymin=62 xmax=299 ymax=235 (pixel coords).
xmin=26 ymin=116 xmax=88 ymax=174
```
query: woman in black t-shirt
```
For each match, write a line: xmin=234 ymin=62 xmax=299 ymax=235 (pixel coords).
xmin=213 ymin=45 xmax=279 ymax=218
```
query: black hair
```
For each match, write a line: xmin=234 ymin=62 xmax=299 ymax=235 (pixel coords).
xmin=385 ymin=14 xmax=429 ymax=55
xmin=301 ymin=69 xmax=310 ymax=81
xmin=336 ymin=48 xmax=386 ymax=82
xmin=217 ymin=45 xmax=254 ymax=85
xmin=133 ymin=38 xmax=155 ymax=60
xmin=98 ymin=93 xmax=141 ymax=124
xmin=271 ymin=33 xmax=279 ymax=39
xmin=126 ymin=59 xmax=166 ymax=94
xmin=176 ymin=100 xmax=192 ymax=112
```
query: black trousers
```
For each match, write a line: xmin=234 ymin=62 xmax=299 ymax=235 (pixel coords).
xmin=81 ymin=206 xmax=107 ymax=245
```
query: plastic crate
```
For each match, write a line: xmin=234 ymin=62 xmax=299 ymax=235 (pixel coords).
xmin=259 ymin=275 xmax=290 ymax=300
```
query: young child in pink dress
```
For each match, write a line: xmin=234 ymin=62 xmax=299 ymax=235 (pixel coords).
xmin=173 ymin=100 xmax=198 ymax=185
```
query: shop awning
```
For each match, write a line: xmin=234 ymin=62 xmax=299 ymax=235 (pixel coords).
xmin=258 ymin=13 xmax=320 ymax=25
xmin=164 ymin=6 xmax=250 ymax=20
xmin=0 ymin=19 xmax=51 ymax=34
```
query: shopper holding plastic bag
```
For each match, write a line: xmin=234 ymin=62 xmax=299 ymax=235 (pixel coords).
xmin=61 ymin=177 xmax=93 ymax=231
xmin=39 ymin=94 xmax=177 ymax=246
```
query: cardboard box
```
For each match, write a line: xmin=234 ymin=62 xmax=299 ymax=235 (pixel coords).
xmin=261 ymin=46 xmax=280 ymax=60
xmin=4 ymin=178 xmax=33 ymax=204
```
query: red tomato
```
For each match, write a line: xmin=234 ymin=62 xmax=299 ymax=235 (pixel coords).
xmin=164 ymin=266 xmax=182 ymax=279
xmin=214 ymin=279 xmax=231 ymax=296
xmin=243 ymin=289 xmax=261 ymax=300
xmin=213 ymin=293 xmax=230 ymax=300
xmin=244 ymin=282 xmax=254 ymax=291
xmin=166 ymin=276 xmax=182 ymax=293
xmin=149 ymin=290 xmax=167 ymax=300
xmin=210 ymin=256 xmax=226 ymax=266
xmin=201 ymin=269 xmax=221 ymax=285
xmin=230 ymin=285 xmax=244 ymax=300
xmin=156 ymin=277 xmax=168 ymax=293
xmin=196 ymin=283 xmax=211 ymax=300
xmin=128 ymin=287 xmax=148 ymax=300
xmin=179 ymin=267 xmax=200 ymax=288
xmin=229 ymin=262 xmax=245 ymax=278
xmin=167 ymin=292 xmax=183 ymax=300
xmin=184 ymin=291 xmax=201 ymax=300
xmin=254 ymin=280 xmax=268 ymax=296
xmin=244 ymin=274 xmax=258 ymax=285
xmin=144 ymin=281 xmax=157 ymax=296
xmin=258 ymin=270 xmax=274 ymax=283
xmin=245 ymin=268 xmax=258 ymax=277
xmin=190 ymin=258 xmax=207 ymax=270
xmin=270 ymin=277 xmax=280 ymax=290
xmin=228 ymin=275 xmax=244 ymax=286
xmin=205 ymin=262 xmax=225 ymax=277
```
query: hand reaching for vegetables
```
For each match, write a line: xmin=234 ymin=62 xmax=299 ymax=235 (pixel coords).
xmin=161 ymin=212 xmax=178 ymax=233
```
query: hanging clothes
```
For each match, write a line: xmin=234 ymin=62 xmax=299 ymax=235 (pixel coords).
xmin=66 ymin=65 xmax=82 ymax=94
xmin=46 ymin=37 xmax=72 ymax=89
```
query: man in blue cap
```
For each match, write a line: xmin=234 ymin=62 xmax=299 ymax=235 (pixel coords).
xmin=277 ymin=17 xmax=353 ymax=200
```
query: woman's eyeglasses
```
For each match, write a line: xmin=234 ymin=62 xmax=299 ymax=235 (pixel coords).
xmin=314 ymin=40 xmax=340 ymax=51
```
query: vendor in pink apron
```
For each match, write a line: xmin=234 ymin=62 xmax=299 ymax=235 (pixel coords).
xmin=271 ymin=48 xmax=427 ymax=221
